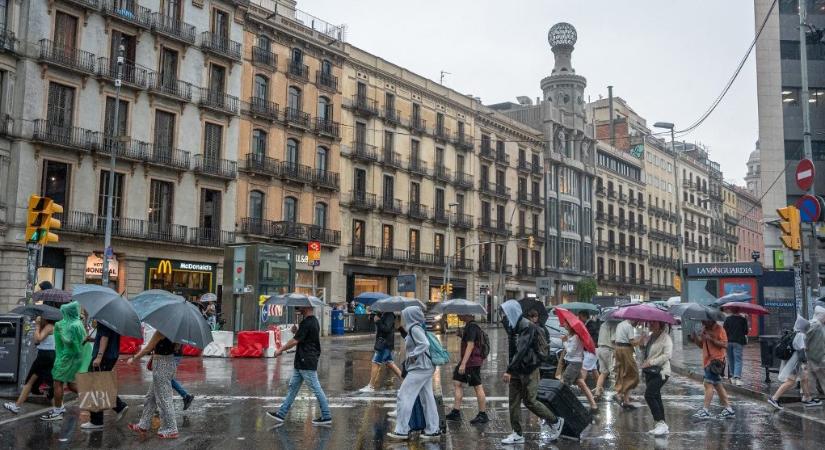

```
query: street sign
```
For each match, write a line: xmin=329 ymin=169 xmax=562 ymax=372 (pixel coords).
xmin=751 ymin=250 xmax=761 ymax=261
xmin=774 ymin=250 xmax=785 ymax=270
xmin=796 ymin=159 xmax=815 ymax=191
xmin=796 ymin=194 xmax=822 ymax=223
xmin=307 ymin=240 xmax=321 ymax=266
xmin=537 ymin=277 xmax=552 ymax=297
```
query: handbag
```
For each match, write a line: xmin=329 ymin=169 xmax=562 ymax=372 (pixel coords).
xmin=708 ymin=358 xmax=726 ymax=376
xmin=146 ymin=355 xmax=154 ymax=372
xmin=642 ymin=365 xmax=662 ymax=376
xmin=76 ymin=369 xmax=117 ymax=412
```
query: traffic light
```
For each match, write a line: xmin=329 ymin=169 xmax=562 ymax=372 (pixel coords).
xmin=777 ymin=205 xmax=801 ymax=251
xmin=25 ymin=195 xmax=63 ymax=245
xmin=528 ymin=235 xmax=535 ymax=250
xmin=446 ymin=283 xmax=453 ymax=296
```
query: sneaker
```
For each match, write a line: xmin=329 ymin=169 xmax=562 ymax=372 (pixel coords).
xmin=445 ymin=409 xmax=462 ymax=421
xmin=312 ymin=417 xmax=332 ymax=426
xmin=157 ymin=432 xmax=179 ymax=439
xmin=80 ymin=422 xmax=104 ymax=430
xmin=734 ymin=378 xmax=743 ymax=386
xmin=500 ymin=432 xmax=525 ymax=444
xmin=3 ymin=402 xmax=20 ymax=414
xmin=115 ymin=405 xmax=129 ymax=422
xmin=421 ymin=432 xmax=441 ymax=441
xmin=40 ymin=407 xmax=65 ymax=421
xmin=469 ymin=412 xmax=489 ymax=424
xmin=651 ymin=421 xmax=669 ymax=436
xmin=127 ymin=423 xmax=147 ymax=434
xmin=183 ymin=395 xmax=194 ymax=411
xmin=266 ymin=411 xmax=286 ymax=423
xmin=692 ymin=408 xmax=712 ymax=419
xmin=358 ymin=385 xmax=375 ymax=393
xmin=717 ymin=407 xmax=735 ymax=419
xmin=386 ymin=432 xmax=409 ymax=441
xmin=767 ymin=398 xmax=783 ymax=410
xmin=387 ymin=409 xmax=397 ymax=418
xmin=547 ymin=417 xmax=565 ymax=441
xmin=802 ymin=399 xmax=823 ymax=407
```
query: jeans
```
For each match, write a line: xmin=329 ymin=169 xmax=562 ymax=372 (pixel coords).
xmin=170 ymin=356 xmax=188 ymax=398
xmin=394 ymin=368 xmax=439 ymax=435
xmin=644 ymin=373 xmax=668 ymax=422
xmin=727 ymin=343 xmax=744 ymax=379
xmin=277 ymin=370 xmax=331 ymax=420
xmin=508 ymin=370 xmax=557 ymax=435
xmin=88 ymin=358 xmax=127 ymax=425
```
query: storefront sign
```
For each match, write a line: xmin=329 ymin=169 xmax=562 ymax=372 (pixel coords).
xmin=179 ymin=262 xmax=214 ymax=271
xmin=295 ymin=254 xmax=309 ymax=264
xmin=233 ymin=247 xmax=246 ymax=295
xmin=685 ymin=263 xmax=763 ymax=278
xmin=85 ymin=254 xmax=118 ymax=278
xmin=307 ymin=241 xmax=321 ymax=266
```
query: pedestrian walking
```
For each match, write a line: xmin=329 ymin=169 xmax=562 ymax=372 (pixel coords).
xmin=723 ymin=311 xmax=748 ymax=386
xmin=4 ymin=316 xmax=55 ymax=414
xmin=613 ymin=319 xmax=640 ymax=408
xmin=171 ymin=345 xmax=195 ymax=411
xmin=579 ymin=311 xmax=600 ymax=393
xmin=41 ymin=302 xmax=87 ymax=421
xmin=499 ymin=300 xmax=564 ymax=445
xmin=81 ymin=322 xmax=129 ymax=429
xmin=386 ymin=306 xmax=441 ymax=441
xmin=560 ymin=323 xmax=598 ymax=412
xmin=806 ymin=306 xmax=825 ymax=397
xmin=359 ymin=311 xmax=402 ymax=393
xmin=768 ymin=316 xmax=822 ymax=409
xmin=266 ymin=306 xmax=332 ymax=426
xmin=594 ymin=320 xmax=617 ymax=400
xmin=690 ymin=319 xmax=735 ymax=419
xmin=640 ymin=321 xmax=673 ymax=436
xmin=446 ymin=314 xmax=489 ymax=424
xmin=126 ymin=331 xmax=180 ymax=439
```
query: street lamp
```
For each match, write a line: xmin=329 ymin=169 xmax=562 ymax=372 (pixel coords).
xmin=653 ymin=122 xmax=684 ymax=295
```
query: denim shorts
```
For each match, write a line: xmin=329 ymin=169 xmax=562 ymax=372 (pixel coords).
xmin=704 ymin=366 xmax=722 ymax=385
xmin=372 ymin=348 xmax=394 ymax=364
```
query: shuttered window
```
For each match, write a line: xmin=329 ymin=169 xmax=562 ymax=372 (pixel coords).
xmin=47 ymin=82 xmax=74 ymax=129
xmin=104 ymin=97 xmax=129 ymax=136
xmin=203 ymin=123 xmax=223 ymax=162
xmin=149 ymin=179 xmax=174 ymax=226
xmin=154 ymin=111 xmax=175 ymax=158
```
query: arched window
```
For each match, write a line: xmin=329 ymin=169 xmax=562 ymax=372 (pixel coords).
xmin=288 ymin=86 xmax=302 ymax=111
xmin=283 ymin=196 xmax=298 ymax=223
xmin=317 ymin=96 xmax=331 ymax=121
xmin=253 ymin=75 xmax=269 ymax=101
xmin=249 ymin=190 xmax=265 ymax=221
xmin=314 ymin=202 xmax=327 ymax=228
xmin=252 ymin=129 xmax=267 ymax=157
xmin=316 ymin=146 xmax=328 ymax=172
xmin=286 ymin=139 xmax=299 ymax=164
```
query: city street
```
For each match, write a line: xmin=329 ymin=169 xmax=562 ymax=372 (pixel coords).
xmin=2 ymin=327 xmax=825 ymax=449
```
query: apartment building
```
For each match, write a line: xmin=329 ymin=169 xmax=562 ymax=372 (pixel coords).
xmin=733 ymin=185 xmax=764 ymax=262
xmin=0 ymin=0 xmax=17 ymax=268
xmin=676 ymin=142 xmax=727 ymax=264
xmin=722 ymin=184 xmax=740 ymax=261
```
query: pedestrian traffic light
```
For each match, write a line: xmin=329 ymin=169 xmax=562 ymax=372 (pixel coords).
xmin=528 ymin=235 xmax=535 ymax=250
xmin=777 ymin=205 xmax=801 ymax=251
xmin=25 ymin=195 xmax=63 ymax=245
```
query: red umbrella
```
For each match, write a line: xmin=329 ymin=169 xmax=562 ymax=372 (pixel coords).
xmin=554 ymin=307 xmax=595 ymax=353
xmin=720 ymin=301 xmax=769 ymax=316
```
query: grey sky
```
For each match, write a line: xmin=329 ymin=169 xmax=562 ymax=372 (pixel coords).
xmin=302 ymin=0 xmax=758 ymax=184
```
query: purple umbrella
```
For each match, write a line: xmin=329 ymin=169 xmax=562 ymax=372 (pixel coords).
xmin=613 ymin=304 xmax=676 ymax=324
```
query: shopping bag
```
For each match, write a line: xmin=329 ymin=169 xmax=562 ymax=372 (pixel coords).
xmin=76 ymin=370 xmax=118 ymax=412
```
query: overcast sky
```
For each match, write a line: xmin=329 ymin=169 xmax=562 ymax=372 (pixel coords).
xmin=301 ymin=0 xmax=758 ymax=184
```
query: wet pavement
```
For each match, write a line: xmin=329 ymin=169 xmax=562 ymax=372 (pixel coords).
xmin=2 ymin=327 xmax=825 ymax=449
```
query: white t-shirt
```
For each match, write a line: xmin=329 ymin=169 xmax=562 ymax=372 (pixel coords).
xmin=564 ymin=335 xmax=584 ymax=363
xmin=614 ymin=320 xmax=636 ymax=344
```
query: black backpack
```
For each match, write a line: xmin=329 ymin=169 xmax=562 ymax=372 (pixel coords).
xmin=478 ymin=328 xmax=491 ymax=360
xmin=774 ymin=330 xmax=795 ymax=361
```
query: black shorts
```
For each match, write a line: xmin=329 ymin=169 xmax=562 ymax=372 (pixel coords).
xmin=452 ymin=365 xmax=483 ymax=387
xmin=26 ymin=350 xmax=55 ymax=383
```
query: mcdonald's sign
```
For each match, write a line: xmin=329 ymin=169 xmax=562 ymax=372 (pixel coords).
xmin=157 ymin=260 xmax=173 ymax=275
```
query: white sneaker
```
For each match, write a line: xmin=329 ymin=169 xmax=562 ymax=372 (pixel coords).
xmin=547 ymin=417 xmax=565 ymax=441
xmin=387 ymin=409 xmax=397 ymax=418
xmin=500 ymin=432 xmax=525 ymax=444
xmin=80 ymin=422 xmax=104 ymax=430
xmin=358 ymin=385 xmax=375 ymax=393
xmin=734 ymin=378 xmax=743 ymax=386
xmin=3 ymin=402 xmax=20 ymax=414
xmin=651 ymin=421 xmax=669 ymax=436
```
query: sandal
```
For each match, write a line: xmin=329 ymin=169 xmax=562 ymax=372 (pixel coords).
xmin=127 ymin=423 xmax=147 ymax=434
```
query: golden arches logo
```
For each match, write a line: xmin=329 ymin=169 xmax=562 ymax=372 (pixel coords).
xmin=157 ymin=260 xmax=173 ymax=275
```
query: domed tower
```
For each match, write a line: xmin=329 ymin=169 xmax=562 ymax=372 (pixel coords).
xmin=542 ymin=23 xmax=587 ymax=118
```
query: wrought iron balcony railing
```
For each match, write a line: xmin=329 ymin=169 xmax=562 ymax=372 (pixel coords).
xmin=200 ymin=31 xmax=242 ymax=62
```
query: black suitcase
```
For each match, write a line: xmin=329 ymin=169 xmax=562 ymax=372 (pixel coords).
xmin=536 ymin=378 xmax=592 ymax=440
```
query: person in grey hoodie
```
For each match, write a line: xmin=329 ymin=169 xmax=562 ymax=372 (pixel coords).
xmin=499 ymin=300 xmax=564 ymax=445
xmin=386 ymin=306 xmax=441 ymax=441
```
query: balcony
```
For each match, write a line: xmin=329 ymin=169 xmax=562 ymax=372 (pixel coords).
xmin=314 ymin=118 xmax=340 ymax=139
xmin=316 ymin=71 xmax=338 ymax=92
xmin=618 ymin=193 xmax=628 ymax=204
xmin=343 ymin=191 xmax=376 ymax=211
xmin=313 ymin=168 xmax=340 ymax=191
xmin=607 ymin=190 xmax=617 ymax=200
xmin=495 ymin=150 xmax=510 ymax=166
xmin=380 ymin=149 xmax=404 ymax=170
xmin=479 ymin=181 xmax=510 ymax=200
xmin=517 ymin=190 xmax=542 ymax=207
xmin=407 ymin=203 xmax=429 ymax=221
xmin=433 ymin=209 xmax=449 ymax=225
xmin=284 ymin=107 xmax=311 ymax=128
xmin=516 ymin=227 xmax=545 ymax=241
xmin=434 ymin=165 xmax=452 ymax=183
xmin=200 ymin=32 xmax=241 ymax=62
xmin=38 ymin=40 xmax=95 ymax=75
xmin=32 ymin=120 xmax=100 ymax=153
xmin=96 ymin=57 xmax=149 ymax=89
xmin=628 ymin=196 xmax=637 ymax=207
xmin=245 ymin=97 xmax=279 ymax=121
xmin=685 ymin=240 xmax=698 ymax=250
xmin=517 ymin=159 xmax=533 ymax=173
xmin=531 ymin=163 xmax=542 ymax=177
xmin=453 ymin=213 xmax=474 ymax=230
xmin=725 ymin=233 xmax=739 ymax=244
xmin=698 ymin=224 xmax=710 ymax=234
xmin=189 ymin=227 xmax=235 ymax=247
xmin=516 ymin=266 xmax=544 ymax=279
xmin=607 ymin=215 xmax=617 ymax=226
xmin=239 ymin=218 xmax=340 ymax=247
xmin=378 ymin=198 xmax=404 ymax=216
xmin=148 ymin=73 xmax=193 ymax=102
xmin=351 ymin=95 xmax=379 ymax=117
xmin=0 ymin=28 xmax=16 ymax=54
xmin=98 ymin=136 xmax=149 ymax=163
xmin=711 ymin=244 xmax=728 ymax=255
xmin=454 ymin=172 xmax=474 ymax=190
xmin=349 ymin=245 xmax=378 ymax=259
xmin=478 ymin=218 xmax=511 ymax=236
xmin=151 ymin=12 xmax=196 ymax=45
xmin=408 ymin=159 xmax=428 ymax=177
xmin=193 ymin=155 xmax=237 ymax=180
xmin=451 ymin=257 xmax=474 ymax=271
xmin=379 ymin=248 xmax=410 ymax=264
xmin=453 ymin=132 xmax=474 ymax=151
xmin=724 ymin=213 xmax=738 ymax=225
xmin=637 ymin=198 xmax=646 ymax=210
xmin=479 ymin=142 xmax=494 ymax=160
xmin=145 ymin=145 xmax=190 ymax=171
xmin=287 ymin=60 xmax=309 ymax=82
xmin=595 ymin=186 xmax=606 ymax=197
xmin=684 ymin=220 xmax=696 ymax=230
xmin=198 ymin=88 xmax=239 ymax=115
xmin=410 ymin=117 xmax=427 ymax=134
xmin=382 ymin=108 xmax=402 ymax=126
xmin=242 ymin=153 xmax=278 ymax=176
xmin=619 ymin=218 xmax=628 ymax=228
xmin=595 ymin=211 xmax=606 ymax=223
xmin=101 ymin=0 xmax=153 ymax=29
xmin=277 ymin=161 xmax=314 ymax=184
xmin=433 ymin=126 xmax=450 ymax=142
xmin=479 ymin=261 xmax=512 ymax=274
xmin=251 ymin=46 xmax=277 ymax=69
xmin=348 ymin=141 xmax=378 ymax=162
xmin=62 ymin=0 xmax=98 ymax=11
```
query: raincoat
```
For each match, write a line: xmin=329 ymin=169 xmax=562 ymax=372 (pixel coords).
xmin=778 ymin=316 xmax=810 ymax=382
xmin=51 ymin=302 xmax=88 ymax=383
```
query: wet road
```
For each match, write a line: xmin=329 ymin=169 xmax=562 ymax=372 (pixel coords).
xmin=1 ymin=327 xmax=824 ymax=449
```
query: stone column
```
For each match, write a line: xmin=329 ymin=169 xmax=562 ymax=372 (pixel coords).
xmin=124 ymin=255 xmax=147 ymax=296
xmin=64 ymin=250 xmax=89 ymax=290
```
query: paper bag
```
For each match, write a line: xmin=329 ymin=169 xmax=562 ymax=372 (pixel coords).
xmin=76 ymin=370 xmax=118 ymax=412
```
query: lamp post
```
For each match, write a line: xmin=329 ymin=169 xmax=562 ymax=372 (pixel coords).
xmin=653 ymin=122 xmax=684 ymax=294
xmin=102 ymin=41 xmax=125 ymax=288
xmin=496 ymin=206 xmax=519 ymax=306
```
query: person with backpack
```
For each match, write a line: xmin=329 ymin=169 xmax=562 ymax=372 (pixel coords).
xmin=499 ymin=300 xmax=564 ymax=445
xmin=386 ymin=306 xmax=442 ymax=441
xmin=768 ymin=316 xmax=822 ymax=409
xmin=446 ymin=314 xmax=489 ymax=424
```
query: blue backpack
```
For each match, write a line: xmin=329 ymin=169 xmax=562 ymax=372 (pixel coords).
xmin=412 ymin=324 xmax=450 ymax=366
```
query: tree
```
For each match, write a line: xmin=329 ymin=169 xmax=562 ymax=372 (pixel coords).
xmin=575 ymin=277 xmax=597 ymax=302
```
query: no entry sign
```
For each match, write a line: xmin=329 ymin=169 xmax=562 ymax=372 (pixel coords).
xmin=796 ymin=194 xmax=822 ymax=223
xmin=796 ymin=159 xmax=815 ymax=191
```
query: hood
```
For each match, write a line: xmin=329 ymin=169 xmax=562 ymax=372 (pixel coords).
xmin=795 ymin=315 xmax=810 ymax=333
xmin=401 ymin=306 xmax=425 ymax=332
xmin=815 ymin=305 xmax=825 ymax=323
xmin=501 ymin=300 xmax=523 ymax=329
xmin=60 ymin=301 xmax=81 ymax=321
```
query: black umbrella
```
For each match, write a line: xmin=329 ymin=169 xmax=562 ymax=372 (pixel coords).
xmin=519 ymin=297 xmax=549 ymax=325
xmin=132 ymin=290 xmax=213 ymax=348
xmin=32 ymin=289 xmax=71 ymax=306
xmin=669 ymin=303 xmax=724 ymax=322
xmin=72 ymin=284 xmax=142 ymax=338
xmin=10 ymin=304 xmax=62 ymax=321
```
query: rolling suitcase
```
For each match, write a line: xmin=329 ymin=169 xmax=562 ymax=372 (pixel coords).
xmin=536 ymin=378 xmax=592 ymax=440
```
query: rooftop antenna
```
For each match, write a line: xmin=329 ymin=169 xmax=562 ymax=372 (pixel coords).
xmin=440 ymin=70 xmax=450 ymax=85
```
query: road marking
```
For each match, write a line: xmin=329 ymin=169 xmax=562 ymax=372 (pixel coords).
xmin=0 ymin=401 xmax=75 ymax=426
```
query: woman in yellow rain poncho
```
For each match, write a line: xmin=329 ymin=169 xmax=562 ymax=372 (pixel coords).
xmin=41 ymin=301 xmax=88 ymax=421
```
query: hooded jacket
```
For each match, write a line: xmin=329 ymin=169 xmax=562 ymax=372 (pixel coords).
xmin=501 ymin=300 xmax=542 ymax=375
xmin=401 ymin=306 xmax=432 ymax=372
xmin=51 ymin=302 xmax=88 ymax=382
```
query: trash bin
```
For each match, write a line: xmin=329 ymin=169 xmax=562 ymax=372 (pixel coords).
xmin=0 ymin=314 xmax=26 ymax=385
xmin=331 ymin=309 xmax=344 ymax=336
xmin=759 ymin=335 xmax=781 ymax=383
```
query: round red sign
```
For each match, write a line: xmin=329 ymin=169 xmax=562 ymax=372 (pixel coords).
xmin=796 ymin=159 xmax=815 ymax=191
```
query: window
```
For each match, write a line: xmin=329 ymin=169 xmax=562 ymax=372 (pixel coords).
xmin=211 ymin=8 xmax=229 ymax=40
xmin=318 ymin=96 xmax=332 ymax=121
xmin=283 ymin=196 xmax=297 ymax=222
xmin=457 ymin=237 xmax=466 ymax=261
xmin=560 ymin=201 xmax=580 ymax=233
xmin=257 ymin=34 xmax=271 ymax=51
xmin=286 ymin=139 xmax=299 ymax=164
xmin=149 ymin=179 xmax=174 ymax=228
xmin=203 ymin=123 xmax=223 ymax=162
xmin=154 ymin=110 xmax=176 ymax=160
xmin=104 ymin=97 xmax=129 ymax=137
xmin=411 ymin=139 xmax=420 ymax=162
xmin=412 ymin=103 xmax=421 ymax=122
xmin=780 ymin=40 xmax=825 ymax=60
xmin=435 ymin=188 xmax=445 ymax=216
xmin=385 ymin=92 xmax=395 ymax=112
xmin=98 ymin=171 xmax=124 ymax=219
xmin=357 ymin=81 xmax=367 ymax=99
xmin=41 ymin=160 xmax=71 ymax=207
xmin=209 ymin=64 xmax=226 ymax=94
xmin=316 ymin=146 xmax=328 ymax=172
xmin=288 ymin=86 xmax=302 ymax=111
xmin=410 ymin=181 xmax=420 ymax=204
xmin=162 ymin=0 xmax=182 ymax=20
xmin=252 ymin=129 xmax=267 ymax=157
xmin=314 ymin=202 xmax=327 ymax=228
xmin=383 ymin=175 xmax=395 ymax=204
xmin=434 ymin=233 xmax=444 ymax=260
xmin=384 ymin=131 xmax=394 ymax=152
xmin=254 ymin=75 xmax=269 ymax=100
xmin=557 ymin=166 xmax=580 ymax=196
xmin=291 ymin=47 xmax=303 ymax=64
xmin=110 ymin=30 xmax=136 ymax=70
xmin=382 ymin=224 xmax=394 ymax=254
xmin=47 ymin=82 xmax=75 ymax=129
xmin=436 ymin=112 xmax=445 ymax=134
xmin=409 ymin=229 xmax=420 ymax=258
xmin=0 ymin=0 xmax=6 ymax=30
xmin=54 ymin=12 xmax=78 ymax=51
xmin=321 ymin=59 xmax=332 ymax=75
xmin=248 ymin=190 xmax=264 ymax=221
xmin=352 ymin=219 xmax=365 ymax=254
xmin=199 ymin=188 xmax=222 ymax=231
xmin=559 ymin=238 xmax=580 ymax=271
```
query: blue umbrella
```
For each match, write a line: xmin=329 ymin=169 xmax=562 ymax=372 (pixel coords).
xmin=354 ymin=291 xmax=390 ymax=306
xmin=132 ymin=290 xmax=213 ymax=348
xmin=72 ymin=284 xmax=142 ymax=338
